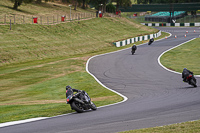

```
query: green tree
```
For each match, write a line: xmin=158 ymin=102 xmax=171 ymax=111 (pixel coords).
xmin=36 ymin=0 xmax=41 ymax=3
xmin=112 ymin=0 xmax=132 ymax=11
xmin=10 ymin=0 xmax=33 ymax=9
xmin=88 ymin=0 xmax=107 ymax=12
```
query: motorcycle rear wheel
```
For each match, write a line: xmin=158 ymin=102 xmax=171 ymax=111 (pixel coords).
xmin=71 ymin=101 xmax=84 ymax=113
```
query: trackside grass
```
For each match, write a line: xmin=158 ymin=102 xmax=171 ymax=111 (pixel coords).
xmin=120 ymin=120 xmax=200 ymax=133
xmin=0 ymin=0 xmax=162 ymax=123
xmin=160 ymin=38 xmax=200 ymax=75
xmin=0 ymin=20 xmax=159 ymax=123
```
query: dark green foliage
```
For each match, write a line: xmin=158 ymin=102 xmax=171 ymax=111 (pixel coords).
xmin=106 ymin=3 xmax=116 ymax=13
xmin=10 ymin=0 xmax=33 ymax=9
xmin=137 ymin=0 xmax=200 ymax=4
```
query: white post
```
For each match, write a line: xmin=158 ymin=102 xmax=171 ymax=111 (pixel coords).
xmin=69 ymin=5 xmax=72 ymax=21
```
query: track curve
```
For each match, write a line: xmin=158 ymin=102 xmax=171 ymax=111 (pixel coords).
xmin=0 ymin=27 xmax=200 ymax=133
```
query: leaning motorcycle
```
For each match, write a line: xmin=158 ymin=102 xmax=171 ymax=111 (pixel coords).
xmin=66 ymin=91 xmax=97 ymax=113
xmin=148 ymin=38 xmax=154 ymax=45
xmin=185 ymin=74 xmax=197 ymax=87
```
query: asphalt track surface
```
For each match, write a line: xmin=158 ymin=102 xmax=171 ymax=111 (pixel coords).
xmin=1 ymin=27 xmax=200 ymax=133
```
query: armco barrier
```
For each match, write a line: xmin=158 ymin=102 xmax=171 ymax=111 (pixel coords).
xmin=141 ymin=23 xmax=200 ymax=27
xmin=113 ymin=30 xmax=161 ymax=47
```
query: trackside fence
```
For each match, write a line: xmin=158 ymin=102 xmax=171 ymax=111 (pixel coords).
xmin=0 ymin=13 xmax=96 ymax=25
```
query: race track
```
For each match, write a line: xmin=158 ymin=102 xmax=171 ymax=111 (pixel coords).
xmin=0 ymin=27 xmax=200 ymax=133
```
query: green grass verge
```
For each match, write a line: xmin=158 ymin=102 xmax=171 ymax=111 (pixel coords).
xmin=120 ymin=120 xmax=200 ymax=133
xmin=160 ymin=38 xmax=200 ymax=75
xmin=0 ymin=1 xmax=161 ymax=123
xmin=0 ymin=30 xmax=167 ymax=123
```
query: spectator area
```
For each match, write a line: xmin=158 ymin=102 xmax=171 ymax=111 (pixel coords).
xmin=145 ymin=11 xmax=187 ymax=23
xmin=151 ymin=11 xmax=186 ymax=17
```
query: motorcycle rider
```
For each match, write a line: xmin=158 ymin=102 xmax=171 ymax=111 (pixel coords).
xmin=66 ymin=85 xmax=85 ymax=100
xmin=182 ymin=68 xmax=193 ymax=82
xmin=131 ymin=44 xmax=137 ymax=53
xmin=148 ymin=37 xmax=154 ymax=45
xmin=66 ymin=85 xmax=81 ymax=97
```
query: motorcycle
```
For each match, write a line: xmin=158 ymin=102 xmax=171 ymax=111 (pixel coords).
xmin=131 ymin=49 xmax=136 ymax=55
xmin=148 ymin=38 xmax=154 ymax=45
xmin=185 ymin=74 xmax=197 ymax=87
xmin=66 ymin=91 xmax=97 ymax=113
xmin=131 ymin=45 xmax=137 ymax=55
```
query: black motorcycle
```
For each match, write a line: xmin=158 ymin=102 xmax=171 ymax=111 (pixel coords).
xmin=148 ymin=38 xmax=154 ymax=45
xmin=66 ymin=91 xmax=97 ymax=113
xmin=185 ymin=74 xmax=197 ymax=87
xmin=131 ymin=45 xmax=137 ymax=55
xmin=131 ymin=49 xmax=136 ymax=55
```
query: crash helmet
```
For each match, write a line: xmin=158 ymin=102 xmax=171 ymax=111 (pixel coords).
xmin=66 ymin=85 xmax=72 ymax=90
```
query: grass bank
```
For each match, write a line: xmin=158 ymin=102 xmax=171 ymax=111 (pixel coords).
xmin=0 ymin=2 xmax=162 ymax=123
xmin=0 ymin=17 xmax=157 ymax=67
xmin=0 ymin=0 xmax=91 ymax=16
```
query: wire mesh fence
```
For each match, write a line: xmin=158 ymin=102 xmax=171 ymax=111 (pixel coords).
xmin=0 ymin=13 xmax=96 ymax=25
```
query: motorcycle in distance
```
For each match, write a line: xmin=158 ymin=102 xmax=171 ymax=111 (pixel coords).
xmin=184 ymin=74 xmax=197 ymax=87
xmin=148 ymin=38 xmax=154 ymax=45
xmin=66 ymin=90 xmax=97 ymax=113
xmin=131 ymin=49 xmax=136 ymax=55
xmin=131 ymin=44 xmax=137 ymax=55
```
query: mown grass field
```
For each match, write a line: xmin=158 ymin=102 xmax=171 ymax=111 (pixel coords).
xmin=0 ymin=0 xmax=92 ymax=16
xmin=0 ymin=17 xmax=159 ymax=123
xmin=0 ymin=0 xmax=160 ymax=123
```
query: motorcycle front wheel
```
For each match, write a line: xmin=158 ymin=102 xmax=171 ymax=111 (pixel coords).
xmin=89 ymin=101 xmax=97 ymax=110
xmin=71 ymin=101 xmax=84 ymax=113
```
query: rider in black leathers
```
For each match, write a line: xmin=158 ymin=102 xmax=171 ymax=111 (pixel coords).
xmin=66 ymin=85 xmax=85 ymax=100
xmin=182 ymin=68 xmax=193 ymax=82
xmin=148 ymin=38 xmax=154 ymax=45
xmin=132 ymin=44 xmax=137 ymax=51
xmin=66 ymin=85 xmax=80 ymax=98
xmin=131 ymin=44 xmax=137 ymax=54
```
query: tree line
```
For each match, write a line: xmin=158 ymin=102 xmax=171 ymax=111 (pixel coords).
xmin=136 ymin=0 xmax=200 ymax=4
xmin=10 ymin=0 xmax=132 ymax=11
xmin=10 ymin=0 xmax=199 ymax=10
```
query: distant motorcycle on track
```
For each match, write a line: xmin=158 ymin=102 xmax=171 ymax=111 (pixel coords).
xmin=148 ymin=38 xmax=154 ymax=45
xmin=131 ymin=44 xmax=137 ymax=55
xmin=182 ymin=68 xmax=197 ymax=87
